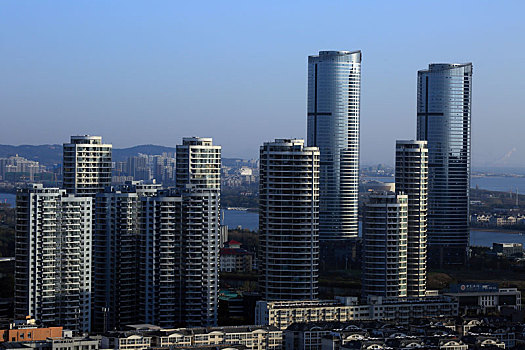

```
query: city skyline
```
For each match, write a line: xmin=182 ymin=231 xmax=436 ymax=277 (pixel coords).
xmin=1 ymin=1 xmax=525 ymax=166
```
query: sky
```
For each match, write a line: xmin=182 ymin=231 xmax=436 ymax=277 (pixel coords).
xmin=1 ymin=1 xmax=524 ymax=166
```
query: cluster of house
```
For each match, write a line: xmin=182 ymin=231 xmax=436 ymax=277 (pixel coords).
xmin=2 ymin=316 xmax=525 ymax=350
xmin=471 ymin=214 xmax=525 ymax=228
xmin=284 ymin=317 xmax=524 ymax=350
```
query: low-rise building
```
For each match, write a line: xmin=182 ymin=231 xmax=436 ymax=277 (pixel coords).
xmin=101 ymin=334 xmax=151 ymax=350
xmin=101 ymin=326 xmax=282 ymax=350
xmin=444 ymin=284 xmax=522 ymax=314
xmin=0 ymin=318 xmax=62 ymax=343
xmin=0 ymin=337 xmax=100 ymax=350
xmin=255 ymin=296 xmax=458 ymax=330
xmin=220 ymin=249 xmax=253 ymax=273
xmin=462 ymin=335 xmax=505 ymax=349
xmin=493 ymin=243 xmax=523 ymax=257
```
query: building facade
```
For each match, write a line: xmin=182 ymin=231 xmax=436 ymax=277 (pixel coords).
xmin=62 ymin=135 xmax=112 ymax=197
xmin=362 ymin=192 xmax=408 ymax=298
xmin=15 ymin=185 xmax=92 ymax=332
xmin=176 ymin=137 xmax=221 ymax=190
xmin=307 ymin=50 xmax=361 ymax=240
xmin=93 ymin=182 xmax=162 ymax=332
xmin=101 ymin=326 xmax=282 ymax=350
xmin=416 ymin=63 xmax=473 ymax=265
xmin=395 ymin=140 xmax=428 ymax=297
xmin=259 ymin=139 xmax=320 ymax=301
xmin=92 ymin=182 xmax=220 ymax=329
xmin=255 ymin=296 xmax=458 ymax=330
xmin=174 ymin=136 xmax=221 ymax=327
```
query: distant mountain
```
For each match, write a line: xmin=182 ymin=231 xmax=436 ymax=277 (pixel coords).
xmin=112 ymin=145 xmax=177 ymax=162
xmin=0 ymin=144 xmax=63 ymax=165
xmin=0 ymin=144 xmax=246 ymax=166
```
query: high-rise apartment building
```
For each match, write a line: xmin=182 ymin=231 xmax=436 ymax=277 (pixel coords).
xmin=176 ymin=137 xmax=221 ymax=190
xmin=416 ymin=63 xmax=472 ymax=265
xmin=92 ymin=182 xmax=161 ymax=332
xmin=175 ymin=136 xmax=220 ymax=326
xmin=307 ymin=50 xmax=361 ymax=240
xmin=259 ymin=139 xmax=320 ymax=301
xmin=140 ymin=187 xmax=220 ymax=327
xmin=92 ymin=137 xmax=220 ymax=329
xmin=15 ymin=184 xmax=92 ymax=332
xmin=395 ymin=140 xmax=428 ymax=297
xmin=362 ymin=192 xmax=408 ymax=298
xmin=63 ymin=135 xmax=112 ymax=197
xmin=93 ymin=182 xmax=220 ymax=329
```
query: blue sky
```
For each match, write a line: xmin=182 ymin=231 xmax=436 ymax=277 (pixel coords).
xmin=1 ymin=1 xmax=524 ymax=166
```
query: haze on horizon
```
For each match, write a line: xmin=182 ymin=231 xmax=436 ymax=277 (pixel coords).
xmin=1 ymin=1 xmax=524 ymax=167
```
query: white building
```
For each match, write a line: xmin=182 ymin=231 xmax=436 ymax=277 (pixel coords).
xmin=102 ymin=325 xmax=282 ymax=350
xmin=255 ymin=296 xmax=458 ymax=330
xmin=395 ymin=140 xmax=428 ymax=297
xmin=259 ymin=139 xmax=320 ymax=301
xmin=14 ymin=184 xmax=92 ymax=332
xmin=362 ymin=192 xmax=408 ymax=298
xmin=176 ymin=137 xmax=221 ymax=190
xmin=63 ymin=135 xmax=112 ymax=196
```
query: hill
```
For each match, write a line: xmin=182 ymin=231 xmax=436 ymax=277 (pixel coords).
xmin=0 ymin=144 xmax=243 ymax=166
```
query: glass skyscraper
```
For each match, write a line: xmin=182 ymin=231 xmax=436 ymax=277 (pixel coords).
xmin=307 ymin=50 xmax=361 ymax=239
xmin=416 ymin=63 xmax=473 ymax=265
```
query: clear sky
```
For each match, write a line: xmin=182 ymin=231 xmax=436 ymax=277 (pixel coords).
xmin=1 ymin=1 xmax=524 ymax=166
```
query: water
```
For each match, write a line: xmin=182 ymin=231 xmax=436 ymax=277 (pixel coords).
xmin=0 ymin=193 xmax=15 ymax=207
xmin=222 ymin=209 xmax=259 ymax=231
xmin=363 ymin=175 xmax=525 ymax=193
xmin=471 ymin=176 xmax=525 ymax=193
xmin=222 ymin=210 xmax=525 ymax=248
xmin=470 ymin=229 xmax=525 ymax=247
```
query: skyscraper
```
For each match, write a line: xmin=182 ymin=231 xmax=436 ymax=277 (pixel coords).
xmin=63 ymin=135 xmax=112 ymax=197
xmin=362 ymin=192 xmax=408 ymax=298
xmin=395 ymin=140 xmax=428 ymax=297
xmin=259 ymin=139 xmax=320 ymax=301
xmin=307 ymin=50 xmax=361 ymax=240
xmin=416 ymin=63 xmax=472 ymax=265
xmin=15 ymin=184 xmax=92 ymax=332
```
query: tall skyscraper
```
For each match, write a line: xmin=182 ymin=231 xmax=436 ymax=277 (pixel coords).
xmin=395 ymin=140 xmax=428 ymax=297
xmin=63 ymin=135 xmax=112 ymax=197
xmin=362 ymin=192 xmax=408 ymax=298
xmin=307 ymin=50 xmax=361 ymax=240
xmin=416 ymin=63 xmax=472 ymax=265
xmin=15 ymin=184 xmax=92 ymax=332
xmin=259 ymin=139 xmax=320 ymax=301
